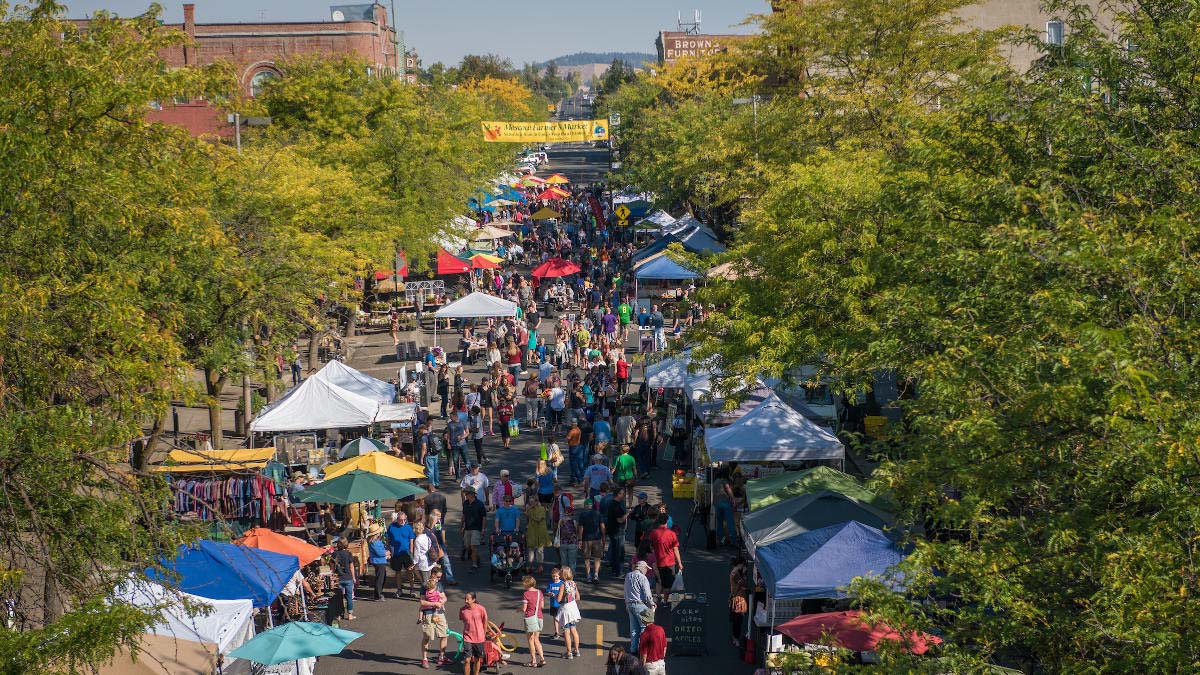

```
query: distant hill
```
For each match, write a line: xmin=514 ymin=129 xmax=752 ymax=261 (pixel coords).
xmin=535 ymin=52 xmax=656 ymax=68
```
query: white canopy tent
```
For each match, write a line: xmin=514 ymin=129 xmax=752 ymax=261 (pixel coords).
xmin=250 ymin=374 xmax=378 ymax=432
xmin=433 ymin=292 xmax=519 ymax=354
xmin=310 ymin=360 xmax=395 ymax=404
xmin=705 ymin=392 xmax=845 ymax=464
xmin=100 ymin=578 xmax=255 ymax=675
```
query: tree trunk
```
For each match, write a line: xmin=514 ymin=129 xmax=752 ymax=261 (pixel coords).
xmin=204 ymin=367 xmax=226 ymax=450
xmin=308 ymin=331 xmax=320 ymax=374
xmin=42 ymin=569 xmax=61 ymax=626
xmin=136 ymin=410 xmax=167 ymax=472
xmin=344 ymin=306 xmax=358 ymax=339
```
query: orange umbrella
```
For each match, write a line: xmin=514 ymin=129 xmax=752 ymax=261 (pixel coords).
xmin=236 ymin=527 xmax=325 ymax=567
xmin=469 ymin=254 xmax=502 ymax=269
xmin=543 ymin=174 xmax=570 ymax=185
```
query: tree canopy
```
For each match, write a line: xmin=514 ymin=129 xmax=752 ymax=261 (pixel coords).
xmin=610 ymin=0 xmax=1200 ymax=670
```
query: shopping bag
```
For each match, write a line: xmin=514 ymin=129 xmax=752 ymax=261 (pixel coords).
xmin=670 ymin=569 xmax=685 ymax=593
xmin=508 ymin=419 xmax=520 ymax=438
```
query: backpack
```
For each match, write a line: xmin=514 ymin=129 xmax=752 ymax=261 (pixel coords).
xmin=425 ymin=433 xmax=443 ymax=457
xmin=424 ymin=533 xmax=442 ymax=565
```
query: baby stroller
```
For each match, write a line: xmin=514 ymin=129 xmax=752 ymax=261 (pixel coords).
xmin=488 ymin=533 xmax=526 ymax=588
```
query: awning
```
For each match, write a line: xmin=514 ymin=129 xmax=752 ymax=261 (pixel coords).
xmin=705 ymin=392 xmax=845 ymax=463
xmin=150 ymin=448 xmax=276 ymax=473
xmin=434 ymin=292 xmax=519 ymax=319
xmin=742 ymin=490 xmax=895 ymax=553
xmin=436 ymin=248 xmax=471 ymax=275
xmin=755 ymin=521 xmax=905 ymax=600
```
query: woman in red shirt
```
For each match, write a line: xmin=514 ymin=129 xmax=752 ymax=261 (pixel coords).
xmin=497 ymin=396 xmax=515 ymax=450
xmin=616 ymin=355 xmax=630 ymax=395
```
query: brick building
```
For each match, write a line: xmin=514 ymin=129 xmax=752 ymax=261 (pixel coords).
xmin=76 ymin=3 xmax=403 ymax=137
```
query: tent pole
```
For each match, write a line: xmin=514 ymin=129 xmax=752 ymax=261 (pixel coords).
xmin=301 ymin=583 xmax=309 ymax=621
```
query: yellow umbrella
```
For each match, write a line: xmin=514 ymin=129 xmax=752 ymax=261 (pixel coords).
xmin=544 ymin=174 xmax=570 ymax=185
xmin=322 ymin=451 xmax=426 ymax=481
xmin=531 ymin=207 xmax=561 ymax=220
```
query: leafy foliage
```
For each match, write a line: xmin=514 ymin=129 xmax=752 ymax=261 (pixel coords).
xmin=614 ymin=0 xmax=1200 ymax=670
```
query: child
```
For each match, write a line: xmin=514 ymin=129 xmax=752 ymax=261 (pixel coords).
xmin=633 ymin=538 xmax=659 ymax=592
xmin=545 ymin=568 xmax=564 ymax=639
xmin=419 ymin=578 xmax=446 ymax=623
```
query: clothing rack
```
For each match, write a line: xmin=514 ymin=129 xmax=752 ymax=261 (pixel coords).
xmin=170 ymin=475 xmax=282 ymax=522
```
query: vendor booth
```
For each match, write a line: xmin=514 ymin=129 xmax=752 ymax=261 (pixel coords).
xmin=251 ymin=376 xmax=378 ymax=434
xmin=100 ymin=579 xmax=256 ymax=675
xmin=148 ymin=540 xmax=300 ymax=609
xmin=746 ymin=466 xmax=894 ymax=511
xmin=704 ymin=392 xmax=845 ymax=466
xmin=775 ymin=610 xmax=940 ymax=657
xmin=741 ymin=490 xmax=895 ymax=555
xmin=432 ymin=291 xmax=519 ymax=349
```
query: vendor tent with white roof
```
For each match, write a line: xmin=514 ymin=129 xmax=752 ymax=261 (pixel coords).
xmin=311 ymin=359 xmax=394 ymax=403
xmin=433 ymin=292 xmax=519 ymax=352
xmin=705 ymin=391 xmax=845 ymax=464
xmin=250 ymin=373 xmax=378 ymax=432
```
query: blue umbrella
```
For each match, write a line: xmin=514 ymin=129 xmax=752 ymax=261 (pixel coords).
xmin=228 ymin=621 xmax=362 ymax=666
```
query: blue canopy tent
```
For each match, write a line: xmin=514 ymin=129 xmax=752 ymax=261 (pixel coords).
xmin=631 ymin=234 xmax=679 ymax=264
xmin=634 ymin=255 xmax=700 ymax=280
xmin=147 ymin=540 xmax=300 ymax=608
xmin=756 ymin=521 xmax=904 ymax=600
xmin=677 ymin=224 xmax=726 ymax=254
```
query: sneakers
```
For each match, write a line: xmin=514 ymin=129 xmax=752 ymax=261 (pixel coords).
xmin=421 ymin=658 xmax=430 ymax=669
xmin=573 ymin=649 xmax=582 ymax=658
xmin=566 ymin=652 xmax=574 ymax=660
xmin=437 ymin=655 xmax=452 ymax=666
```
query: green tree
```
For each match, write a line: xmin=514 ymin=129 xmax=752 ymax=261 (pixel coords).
xmin=0 ymin=2 xmax=222 ymax=670
xmin=621 ymin=0 xmax=1200 ymax=670
xmin=455 ymin=53 xmax=516 ymax=83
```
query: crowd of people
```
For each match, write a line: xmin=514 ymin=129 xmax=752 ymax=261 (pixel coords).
xmin=343 ymin=185 xmax=702 ymax=674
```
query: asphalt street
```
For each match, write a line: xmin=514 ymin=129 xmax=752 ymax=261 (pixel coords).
xmin=316 ymin=148 xmax=753 ymax=675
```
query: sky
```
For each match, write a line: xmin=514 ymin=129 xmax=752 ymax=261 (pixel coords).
xmin=62 ymin=0 xmax=770 ymax=66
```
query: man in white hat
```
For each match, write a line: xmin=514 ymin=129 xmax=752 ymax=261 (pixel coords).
xmin=623 ymin=559 xmax=656 ymax=654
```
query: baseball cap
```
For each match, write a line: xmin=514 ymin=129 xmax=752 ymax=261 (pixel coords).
xmin=634 ymin=560 xmax=651 ymax=571
xmin=637 ymin=492 xmax=648 ymax=500
xmin=638 ymin=607 xmax=656 ymax=624
xmin=468 ymin=461 xmax=478 ymax=469
xmin=500 ymin=469 xmax=510 ymax=476
xmin=462 ymin=486 xmax=477 ymax=495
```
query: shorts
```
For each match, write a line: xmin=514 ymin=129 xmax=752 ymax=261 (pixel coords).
xmin=657 ymin=566 xmax=676 ymax=592
xmin=538 ymin=492 xmax=554 ymax=504
xmin=389 ymin=552 xmax=413 ymax=571
xmin=581 ymin=539 xmax=604 ymax=559
xmin=464 ymin=530 xmax=482 ymax=547
xmin=524 ymin=616 xmax=544 ymax=633
xmin=464 ymin=641 xmax=487 ymax=659
xmin=500 ymin=421 xmax=512 ymax=438
xmin=420 ymin=614 xmax=448 ymax=639
xmin=622 ymin=478 xmax=637 ymax=491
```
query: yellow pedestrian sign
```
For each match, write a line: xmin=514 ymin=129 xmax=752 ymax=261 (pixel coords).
xmin=614 ymin=204 xmax=631 ymax=220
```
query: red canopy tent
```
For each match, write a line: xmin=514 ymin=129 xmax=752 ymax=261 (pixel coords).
xmin=535 ymin=187 xmax=569 ymax=201
xmin=531 ymin=257 xmax=582 ymax=278
xmin=776 ymin=610 xmax=941 ymax=655
xmin=468 ymin=254 xmax=502 ymax=270
xmin=436 ymin=248 xmax=470 ymax=275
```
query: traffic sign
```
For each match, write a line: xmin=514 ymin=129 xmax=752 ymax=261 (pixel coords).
xmin=609 ymin=112 xmax=621 ymax=127
xmin=618 ymin=218 xmax=629 ymax=227
xmin=614 ymin=204 xmax=631 ymax=220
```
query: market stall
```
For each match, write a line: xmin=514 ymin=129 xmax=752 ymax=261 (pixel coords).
xmin=250 ymin=376 xmax=379 ymax=434
xmin=99 ymin=578 xmax=256 ymax=675
xmin=148 ymin=540 xmax=300 ymax=609
xmin=745 ymin=466 xmax=894 ymax=512
xmin=773 ymin=610 xmax=940 ymax=661
xmin=741 ymin=490 xmax=895 ymax=555
xmin=704 ymin=392 xmax=845 ymax=466
xmin=309 ymin=360 xmax=395 ymax=404
xmin=755 ymin=520 xmax=906 ymax=632
xmin=432 ymin=291 xmax=519 ymax=351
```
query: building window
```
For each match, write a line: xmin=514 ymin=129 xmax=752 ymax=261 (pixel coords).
xmin=1046 ymin=20 xmax=1064 ymax=46
xmin=249 ymin=70 xmax=279 ymax=98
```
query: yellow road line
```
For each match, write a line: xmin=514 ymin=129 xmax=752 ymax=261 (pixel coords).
xmin=596 ymin=623 xmax=604 ymax=655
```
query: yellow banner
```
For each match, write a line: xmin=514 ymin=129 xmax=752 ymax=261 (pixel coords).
xmin=481 ymin=119 xmax=610 ymax=143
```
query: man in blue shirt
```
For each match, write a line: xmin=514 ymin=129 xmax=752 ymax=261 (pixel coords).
xmin=576 ymin=500 xmax=604 ymax=583
xmin=538 ymin=356 xmax=554 ymax=386
xmin=593 ymin=414 xmax=613 ymax=457
xmin=386 ymin=511 xmax=416 ymax=598
xmin=494 ymin=495 xmax=522 ymax=534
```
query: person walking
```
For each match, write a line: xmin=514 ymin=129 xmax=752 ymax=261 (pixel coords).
xmin=290 ymin=353 xmax=303 ymax=386
xmin=605 ymin=486 xmax=630 ymax=578
xmin=427 ymin=510 xmax=458 ymax=586
xmin=367 ymin=525 xmax=390 ymax=601
xmin=459 ymin=592 xmax=489 ymax=675
xmin=497 ymin=395 xmax=516 ymax=451
xmin=566 ymin=419 xmax=585 ymax=485
xmin=468 ymin=406 xmax=487 ymax=465
xmin=417 ymin=576 xmax=449 ymax=669
xmin=647 ymin=514 xmax=682 ymax=604
xmin=460 ymin=463 xmax=490 ymax=506
xmin=446 ymin=416 xmax=469 ymax=480
xmin=418 ymin=424 xmax=441 ymax=489
xmin=583 ymin=454 xmax=612 ymax=501
xmin=555 ymin=503 xmax=580 ymax=574
xmin=638 ymin=615 xmax=667 ymax=675
xmin=331 ymin=539 xmax=356 ymax=621
xmin=460 ymin=487 xmax=487 ymax=571
xmin=578 ymin=496 xmax=605 ymax=583
xmin=436 ymin=364 xmax=450 ymax=419
xmin=387 ymin=511 xmax=416 ymax=598
xmin=526 ymin=499 xmax=551 ymax=573
xmin=555 ymin=568 xmax=583 ymax=660
xmin=648 ymin=305 xmax=665 ymax=352
xmin=624 ymin=560 xmax=657 ymax=653
xmin=411 ymin=522 xmax=438 ymax=589
xmin=521 ymin=576 xmax=547 ymax=668
xmin=613 ymin=446 xmax=638 ymax=508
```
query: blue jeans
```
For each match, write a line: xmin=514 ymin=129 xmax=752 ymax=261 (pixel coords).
xmin=424 ymin=455 xmax=440 ymax=488
xmin=438 ymin=555 xmax=456 ymax=583
xmin=451 ymin=444 xmax=468 ymax=476
xmin=627 ymin=603 xmax=649 ymax=653
xmin=608 ymin=532 xmax=625 ymax=575
xmin=569 ymin=445 xmax=586 ymax=482
xmin=339 ymin=580 xmax=355 ymax=613
xmin=716 ymin=500 xmax=736 ymax=542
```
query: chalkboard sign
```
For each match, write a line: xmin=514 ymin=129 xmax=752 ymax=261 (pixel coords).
xmin=670 ymin=594 xmax=707 ymax=656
